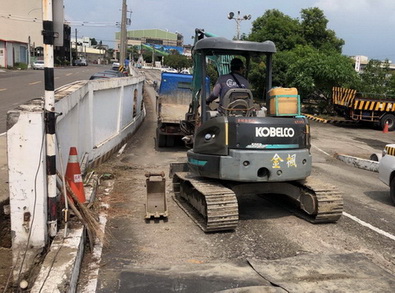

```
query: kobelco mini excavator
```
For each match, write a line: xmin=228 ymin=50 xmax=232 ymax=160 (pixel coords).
xmin=171 ymin=29 xmax=343 ymax=232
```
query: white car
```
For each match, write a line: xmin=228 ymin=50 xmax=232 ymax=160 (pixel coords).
xmin=32 ymin=60 xmax=44 ymax=70
xmin=112 ymin=62 xmax=120 ymax=70
xmin=378 ymin=143 xmax=395 ymax=205
xmin=162 ymin=67 xmax=177 ymax=73
xmin=79 ymin=58 xmax=88 ymax=66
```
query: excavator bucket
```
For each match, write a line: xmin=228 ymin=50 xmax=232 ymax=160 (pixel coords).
xmin=145 ymin=172 xmax=168 ymax=219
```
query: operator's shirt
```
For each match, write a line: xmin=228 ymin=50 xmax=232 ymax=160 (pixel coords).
xmin=206 ymin=72 xmax=250 ymax=106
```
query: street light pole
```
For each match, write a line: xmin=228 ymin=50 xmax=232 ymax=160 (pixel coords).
xmin=227 ymin=11 xmax=251 ymax=40
xmin=119 ymin=0 xmax=127 ymax=67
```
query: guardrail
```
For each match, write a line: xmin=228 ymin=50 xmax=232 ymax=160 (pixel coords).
xmin=7 ymin=73 xmax=145 ymax=277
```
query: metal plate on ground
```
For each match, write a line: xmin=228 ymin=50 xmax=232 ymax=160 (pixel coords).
xmin=248 ymin=253 xmax=395 ymax=292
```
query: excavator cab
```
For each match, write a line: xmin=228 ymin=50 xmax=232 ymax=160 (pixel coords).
xmin=188 ymin=35 xmax=275 ymax=125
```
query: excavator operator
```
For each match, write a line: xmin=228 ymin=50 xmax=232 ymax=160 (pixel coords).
xmin=206 ymin=58 xmax=250 ymax=113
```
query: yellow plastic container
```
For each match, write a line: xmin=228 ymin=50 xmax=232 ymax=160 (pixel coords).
xmin=269 ymin=87 xmax=300 ymax=116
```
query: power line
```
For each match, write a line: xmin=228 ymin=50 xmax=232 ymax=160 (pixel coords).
xmin=0 ymin=13 xmax=120 ymax=28
xmin=65 ymin=20 xmax=120 ymax=27
xmin=0 ymin=13 xmax=41 ymax=23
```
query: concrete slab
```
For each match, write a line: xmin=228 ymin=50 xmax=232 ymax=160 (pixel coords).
xmin=248 ymin=253 xmax=395 ymax=292
xmin=105 ymin=263 xmax=277 ymax=293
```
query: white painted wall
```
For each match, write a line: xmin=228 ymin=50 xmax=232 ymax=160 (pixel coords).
xmin=7 ymin=74 xmax=145 ymax=278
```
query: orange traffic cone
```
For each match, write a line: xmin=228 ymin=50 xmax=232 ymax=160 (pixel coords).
xmin=65 ymin=147 xmax=86 ymax=203
xmin=383 ymin=121 xmax=389 ymax=133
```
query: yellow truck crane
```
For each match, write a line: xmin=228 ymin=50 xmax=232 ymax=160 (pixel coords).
xmin=332 ymin=87 xmax=395 ymax=131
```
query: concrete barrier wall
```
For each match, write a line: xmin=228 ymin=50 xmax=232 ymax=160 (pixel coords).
xmin=7 ymin=74 xmax=145 ymax=275
xmin=54 ymin=76 xmax=145 ymax=170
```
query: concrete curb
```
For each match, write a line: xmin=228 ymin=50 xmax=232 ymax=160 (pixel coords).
xmin=31 ymin=174 xmax=99 ymax=292
xmin=335 ymin=153 xmax=379 ymax=173
xmin=31 ymin=226 xmax=85 ymax=293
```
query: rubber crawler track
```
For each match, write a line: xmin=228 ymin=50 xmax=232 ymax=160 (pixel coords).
xmin=296 ymin=177 xmax=344 ymax=223
xmin=173 ymin=172 xmax=238 ymax=232
xmin=173 ymin=173 xmax=343 ymax=232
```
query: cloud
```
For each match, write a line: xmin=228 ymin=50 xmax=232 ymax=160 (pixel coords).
xmin=316 ymin=0 xmax=395 ymax=18
xmin=62 ymin=0 xmax=395 ymax=59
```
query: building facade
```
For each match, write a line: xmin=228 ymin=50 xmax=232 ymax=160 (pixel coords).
xmin=0 ymin=0 xmax=70 ymax=67
xmin=115 ymin=29 xmax=184 ymax=50
xmin=0 ymin=0 xmax=43 ymax=67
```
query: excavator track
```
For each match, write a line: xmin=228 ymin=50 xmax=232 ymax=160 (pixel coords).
xmin=172 ymin=171 xmax=343 ymax=232
xmin=294 ymin=177 xmax=344 ymax=223
xmin=172 ymin=172 xmax=239 ymax=232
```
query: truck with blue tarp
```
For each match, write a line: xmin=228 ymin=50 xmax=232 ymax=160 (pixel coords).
xmin=156 ymin=72 xmax=194 ymax=147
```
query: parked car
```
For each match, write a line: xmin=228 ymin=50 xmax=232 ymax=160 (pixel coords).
xmin=89 ymin=71 xmax=124 ymax=80
xmin=103 ymin=70 xmax=125 ymax=77
xmin=161 ymin=67 xmax=177 ymax=73
xmin=79 ymin=58 xmax=88 ymax=66
xmin=112 ymin=62 xmax=120 ymax=70
xmin=378 ymin=143 xmax=395 ymax=205
xmin=32 ymin=60 xmax=44 ymax=70
xmin=73 ymin=58 xmax=88 ymax=66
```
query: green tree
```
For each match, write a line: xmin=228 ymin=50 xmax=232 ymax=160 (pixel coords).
xmin=163 ymin=54 xmax=192 ymax=72
xmin=247 ymin=7 xmax=355 ymax=113
xmin=357 ymin=59 xmax=393 ymax=97
xmin=127 ymin=45 xmax=141 ymax=62
xmin=300 ymin=7 xmax=344 ymax=53
xmin=90 ymin=38 xmax=98 ymax=46
xmin=249 ymin=9 xmax=304 ymax=51
xmin=285 ymin=46 xmax=358 ymax=113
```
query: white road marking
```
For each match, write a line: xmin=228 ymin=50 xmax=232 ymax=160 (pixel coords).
xmin=343 ymin=212 xmax=395 ymax=241
xmin=0 ymin=132 xmax=6 ymax=137
xmin=312 ymin=143 xmax=395 ymax=242
xmin=0 ymin=88 xmax=6 ymax=92
xmin=312 ymin=144 xmax=331 ymax=157
xmin=29 ymin=81 xmax=42 ymax=85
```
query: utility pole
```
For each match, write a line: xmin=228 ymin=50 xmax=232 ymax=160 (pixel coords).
xmin=27 ymin=36 xmax=31 ymax=69
xmin=119 ymin=0 xmax=127 ymax=67
xmin=151 ymin=45 xmax=155 ymax=67
xmin=75 ymin=28 xmax=77 ymax=64
xmin=42 ymin=0 xmax=57 ymax=238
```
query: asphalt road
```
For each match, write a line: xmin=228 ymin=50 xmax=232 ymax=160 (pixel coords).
xmin=2 ymin=67 xmax=394 ymax=291
xmin=0 ymin=64 xmax=111 ymax=133
xmin=77 ymin=69 xmax=395 ymax=292
xmin=0 ymin=64 xmax=111 ymax=204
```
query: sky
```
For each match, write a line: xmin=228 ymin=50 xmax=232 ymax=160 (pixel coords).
xmin=63 ymin=0 xmax=395 ymax=61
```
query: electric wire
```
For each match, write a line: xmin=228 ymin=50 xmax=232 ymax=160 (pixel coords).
xmin=37 ymin=237 xmax=64 ymax=293
xmin=7 ymin=125 xmax=46 ymax=291
xmin=37 ymin=126 xmax=68 ymax=292
xmin=0 ymin=13 xmax=119 ymax=27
